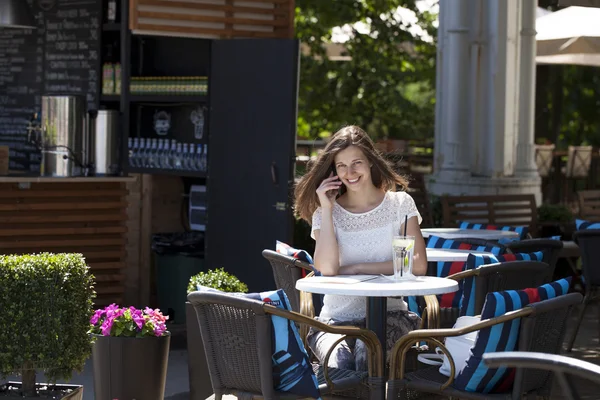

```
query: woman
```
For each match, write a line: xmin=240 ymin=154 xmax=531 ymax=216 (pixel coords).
xmin=294 ymin=125 xmax=427 ymax=371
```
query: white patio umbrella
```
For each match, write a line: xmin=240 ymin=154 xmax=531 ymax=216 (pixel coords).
xmin=536 ymin=6 xmax=600 ymax=66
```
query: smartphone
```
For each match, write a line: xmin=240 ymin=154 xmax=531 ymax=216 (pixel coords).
xmin=330 ymin=165 xmax=343 ymax=197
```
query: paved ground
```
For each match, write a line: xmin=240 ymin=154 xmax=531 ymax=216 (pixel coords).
xmin=551 ymin=302 xmax=600 ymax=400
xmin=8 ymin=302 xmax=599 ymax=399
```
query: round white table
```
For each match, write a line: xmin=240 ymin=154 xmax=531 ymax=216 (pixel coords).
xmin=422 ymin=228 xmax=520 ymax=240
xmin=426 ymin=248 xmax=496 ymax=262
xmin=296 ymin=274 xmax=458 ymax=392
xmin=296 ymin=275 xmax=458 ymax=297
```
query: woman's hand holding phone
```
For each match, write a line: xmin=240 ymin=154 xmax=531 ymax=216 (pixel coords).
xmin=316 ymin=171 xmax=342 ymax=209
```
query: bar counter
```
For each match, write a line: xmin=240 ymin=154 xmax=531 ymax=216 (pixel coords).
xmin=0 ymin=175 xmax=136 ymax=306
xmin=0 ymin=176 xmax=135 ymax=183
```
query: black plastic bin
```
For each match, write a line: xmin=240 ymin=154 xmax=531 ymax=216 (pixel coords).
xmin=152 ymin=232 xmax=205 ymax=323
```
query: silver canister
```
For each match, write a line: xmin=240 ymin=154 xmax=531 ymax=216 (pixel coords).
xmin=93 ymin=110 xmax=120 ymax=176
xmin=40 ymin=95 xmax=85 ymax=177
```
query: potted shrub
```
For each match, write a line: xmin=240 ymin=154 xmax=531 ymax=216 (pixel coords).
xmin=538 ymin=203 xmax=575 ymax=239
xmin=186 ymin=268 xmax=248 ymax=400
xmin=89 ymin=304 xmax=170 ymax=400
xmin=0 ymin=253 xmax=95 ymax=399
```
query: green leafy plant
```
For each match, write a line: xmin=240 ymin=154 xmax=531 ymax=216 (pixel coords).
xmin=0 ymin=253 xmax=95 ymax=396
xmin=187 ymin=267 xmax=248 ymax=294
xmin=538 ymin=203 xmax=574 ymax=224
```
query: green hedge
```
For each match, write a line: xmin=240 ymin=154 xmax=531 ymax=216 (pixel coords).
xmin=0 ymin=253 xmax=95 ymax=394
xmin=187 ymin=267 xmax=248 ymax=294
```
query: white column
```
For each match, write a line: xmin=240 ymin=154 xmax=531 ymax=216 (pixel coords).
xmin=515 ymin=0 xmax=540 ymax=178
xmin=435 ymin=0 xmax=470 ymax=177
xmin=432 ymin=0 xmax=446 ymax=174
xmin=428 ymin=0 xmax=541 ymax=204
xmin=490 ymin=0 xmax=520 ymax=177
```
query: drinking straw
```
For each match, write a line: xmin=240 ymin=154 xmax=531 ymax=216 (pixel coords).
xmin=403 ymin=215 xmax=408 ymax=236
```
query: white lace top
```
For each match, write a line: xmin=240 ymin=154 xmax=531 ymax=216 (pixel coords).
xmin=311 ymin=191 xmax=422 ymax=321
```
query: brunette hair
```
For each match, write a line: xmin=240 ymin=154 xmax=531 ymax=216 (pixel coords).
xmin=294 ymin=125 xmax=409 ymax=223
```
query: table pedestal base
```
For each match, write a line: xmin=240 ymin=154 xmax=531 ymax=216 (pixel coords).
xmin=366 ymin=297 xmax=388 ymax=360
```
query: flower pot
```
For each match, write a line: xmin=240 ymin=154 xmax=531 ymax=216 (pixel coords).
xmin=186 ymin=301 xmax=213 ymax=400
xmin=0 ymin=382 xmax=83 ymax=399
xmin=91 ymin=334 xmax=170 ymax=400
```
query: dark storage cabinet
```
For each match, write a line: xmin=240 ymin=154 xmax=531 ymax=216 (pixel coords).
xmin=99 ymin=1 xmax=298 ymax=292
xmin=207 ymin=39 xmax=298 ymax=292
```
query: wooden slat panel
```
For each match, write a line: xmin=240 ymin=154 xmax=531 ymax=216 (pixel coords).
xmin=134 ymin=23 xmax=288 ymax=38
xmin=89 ymin=262 xmax=126 ymax=270
xmin=131 ymin=0 xmax=293 ymax=39
xmin=141 ymin=0 xmax=288 ymax=15
xmin=0 ymin=182 xmax=128 ymax=191
xmin=0 ymin=238 xmax=124 ymax=249
xmin=0 ymin=189 xmax=127 ymax=198
xmin=82 ymin=250 xmax=127 ymax=260
xmin=96 ymin=286 xmax=126 ymax=295
xmin=0 ymin=201 xmax=126 ymax=211
xmin=0 ymin=212 xmax=126 ymax=224
xmin=0 ymin=226 xmax=127 ymax=236
xmin=94 ymin=274 xmax=126 ymax=282
xmin=94 ymin=297 xmax=123 ymax=306
xmin=138 ymin=10 xmax=288 ymax=26
xmin=0 ymin=181 xmax=128 ymax=299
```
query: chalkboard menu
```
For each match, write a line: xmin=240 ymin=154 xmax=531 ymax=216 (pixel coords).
xmin=0 ymin=0 xmax=101 ymax=173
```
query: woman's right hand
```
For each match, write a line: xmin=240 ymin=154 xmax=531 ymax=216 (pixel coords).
xmin=316 ymin=172 xmax=342 ymax=209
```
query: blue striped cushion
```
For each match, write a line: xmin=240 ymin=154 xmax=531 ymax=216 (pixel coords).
xmin=575 ymin=219 xmax=600 ymax=230
xmin=454 ymin=278 xmax=571 ymax=393
xmin=459 ymin=251 xmax=545 ymax=317
xmin=243 ymin=289 xmax=320 ymax=397
xmin=458 ymin=221 xmax=529 ymax=240
xmin=419 ymin=236 xmax=504 ymax=310
xmin=408 ymin=237 xmax=504 ymax=315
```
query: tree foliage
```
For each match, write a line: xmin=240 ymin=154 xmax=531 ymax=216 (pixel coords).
xmin=295 ymin=0 xmax=438 ymax=140
xmin=535 ymin=1 xmax=600 ymax=149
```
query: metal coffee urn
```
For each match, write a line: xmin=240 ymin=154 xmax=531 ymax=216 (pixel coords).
xmin=38 ymin=95 xmax=89 ymax=177
xmin=92 ymin=110 xmax=120 ymax=176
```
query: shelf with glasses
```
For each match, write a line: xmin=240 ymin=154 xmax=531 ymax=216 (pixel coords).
xmin=128 ymin=167 xmax=206 ymax=178
xmin=128 ymin=137 xmax=208 ymax=178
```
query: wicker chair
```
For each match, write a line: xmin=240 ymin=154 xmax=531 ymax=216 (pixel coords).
xmin=188 ymin=291 xmax=385 ymax=400
xmin=423 ymin=260 xmax=553 ymax=329
xmin=483 ymin=351 xmax=600 ymax=400
xmin=567 ymin=230 xmax=600 ymax=352
xmin=388 ymin=292 xmax=582 ymax=399
xmin=262 ymin=249 xmax=321 ymax=316
xmin=505 ymin=239 xmax=563 ymax=273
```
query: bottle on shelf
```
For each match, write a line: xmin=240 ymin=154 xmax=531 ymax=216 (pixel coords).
xmin=128 ymin=137 xmax=208 ymax=174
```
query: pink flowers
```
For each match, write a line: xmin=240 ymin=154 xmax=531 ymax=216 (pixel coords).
xmin=89 ymin=304 xmax=169 ymax=338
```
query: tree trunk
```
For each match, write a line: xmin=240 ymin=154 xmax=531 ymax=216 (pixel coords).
xmin=21 ymin=361 xmax=36 ymax=397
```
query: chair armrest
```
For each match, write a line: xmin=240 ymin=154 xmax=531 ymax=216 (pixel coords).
xmin=447 ymin=268 xmax=478 ymax=282
xmin=294 ymin=259 xmax=316 ymax=273
xmin=483 ymin=351 xmax=600 ymax=385
xmin=422 ymin=294 xmax=441 ymax=329
xmin=264 ymin=303 xmax=385 ymax=386
xmin=298 ymin=272 xmax=316 ymax=351
xmin=299 ymin=271 xmax=316 ymax=319
xmin=388 ymin=306 xmax=534 ymax=385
